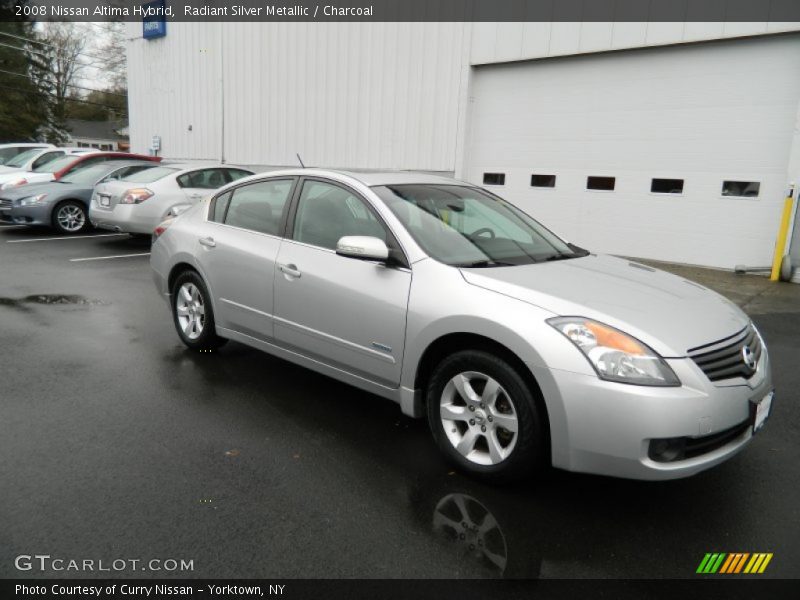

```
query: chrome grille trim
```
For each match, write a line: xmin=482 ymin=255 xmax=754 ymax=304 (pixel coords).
xmin=0 ymin=197 xmax=12 ymax=209
xmin=688 ymin=324 xmax=761 ymax=382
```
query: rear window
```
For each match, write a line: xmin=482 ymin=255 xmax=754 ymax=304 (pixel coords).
xmin=120 ymin=167 xmax=180 ymax=183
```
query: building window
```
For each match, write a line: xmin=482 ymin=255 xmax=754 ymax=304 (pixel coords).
xmin=531 ymin=174 xmax=556 ymax=188
xmin=722 ymin=180 xmax=760 ymax=198
xmin=651 ymin=178 xmax=684 ymax=194
xmin=483 ymin=173 xmax=505 ymax=185
xmin=587 ymin=176 xmax=615 ymax=191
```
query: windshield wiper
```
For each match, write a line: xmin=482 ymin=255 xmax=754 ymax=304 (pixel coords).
xmin=456 ymin=260 xmax=514 ymax=268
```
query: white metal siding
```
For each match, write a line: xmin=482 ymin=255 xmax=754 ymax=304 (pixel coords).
xmin=127 ymin=22 xmax=223 ymax=160
xmin=470 ymin=20 xmax=800 ymax=65
xmin=464 ymin=34 xmax=800 ymax=269
xmin=127 ymin=22 xmax=469 ymax=171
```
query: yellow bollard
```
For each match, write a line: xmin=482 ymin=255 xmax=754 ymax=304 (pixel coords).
xmin=770 ymin=189 xmax=795 ymax=281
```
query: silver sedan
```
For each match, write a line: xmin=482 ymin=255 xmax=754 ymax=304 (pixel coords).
xmin=150 ymin=169 xmax=773 ymax=481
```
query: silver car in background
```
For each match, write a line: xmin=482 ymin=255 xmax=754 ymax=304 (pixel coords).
xmin=150 ymin=169 xmax=773 ymax=482
xmin=90 ymin=164 xmax=254 ymax=235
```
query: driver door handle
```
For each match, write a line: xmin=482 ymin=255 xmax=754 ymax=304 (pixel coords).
xmin=278 ymin=263 xmax=301 ymax=278
xmin=198 ymin=236 xmax=216 ymax=248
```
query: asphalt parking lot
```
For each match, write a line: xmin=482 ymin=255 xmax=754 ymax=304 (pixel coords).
xmin=1 ymin=224 xmax=799 ymax=580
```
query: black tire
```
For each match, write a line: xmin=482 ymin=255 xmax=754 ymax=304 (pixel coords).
xmin=171 ymin=271 xmax=227 ymax=352
xmin=51 ymin=200 xmax=90 ymax=234
xmin=426 ymin=350 xmax=548 ymax=483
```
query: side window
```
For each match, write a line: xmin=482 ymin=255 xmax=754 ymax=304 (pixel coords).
xmin=224 ymin=168 xmax=253 ymax=183
xmin=177 ymin=169 xmax=229 ymax=190
xmin=293 ymin=180 xmax=387 ymax=251
xmin=223 ymin=179 xmax=293 ymax=235
xmin=210 ymin=191 xmax=232 ymax=223
xmin=32 ymin=151 xmax=64 ymax=169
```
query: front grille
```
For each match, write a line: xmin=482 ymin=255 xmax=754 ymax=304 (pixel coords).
xmin=0 ymin=197 xmax=12 ymax=209
xmin=688 ymin=324 xmax=761 ymax=382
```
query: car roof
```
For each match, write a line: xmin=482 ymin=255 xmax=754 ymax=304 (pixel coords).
xmin=236 ymin=168 xmax=467 ymax=187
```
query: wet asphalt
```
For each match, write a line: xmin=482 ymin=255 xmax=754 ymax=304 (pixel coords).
xmin=0 ymin=225 xmax=799 ymax=580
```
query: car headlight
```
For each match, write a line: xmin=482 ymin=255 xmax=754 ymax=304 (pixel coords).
xmin=547 ymin=317 xmax=680 ymax=386
xmin=19 ymin=193 xmax=47 ymax=206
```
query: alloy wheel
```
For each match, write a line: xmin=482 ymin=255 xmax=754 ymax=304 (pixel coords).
xmin=439 ymin=371 xmax=519 ymax=466
xmin=56 ymin=204 xmax=86 ymax=232
xmin=175 ymin=283 xmax=205 ymax=340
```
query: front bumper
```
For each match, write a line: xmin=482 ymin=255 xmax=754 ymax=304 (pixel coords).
xmin=531 ymin=346 xmax=773 ymax=480
xmin=0 ymin=203 xmax=53 ymax=226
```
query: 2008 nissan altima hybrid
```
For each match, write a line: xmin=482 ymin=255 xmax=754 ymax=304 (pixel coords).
xmin=150 ymin=169 xmax=773 ymax=482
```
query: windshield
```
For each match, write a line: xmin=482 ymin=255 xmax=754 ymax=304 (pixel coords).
xmin=33 ymin=155 xmax=76 ymax=173
xmin=119 ymin=166 xmax=179 ymax=183
xmin=5 ymin=148 xmax=42 ymax=168
xmin=59 ymin=164 xmax=119 ymax=185
xmin=373 ymin=184 xmax=585 ymax=267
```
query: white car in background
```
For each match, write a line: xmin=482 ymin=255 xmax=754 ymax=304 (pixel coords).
xmin=90 ymin=164 xmax=254 ymax=235
xmin=0 ymin=143 xmax=55 ymax=167
xmin=0 ymin=147 xmax=92 ymax=176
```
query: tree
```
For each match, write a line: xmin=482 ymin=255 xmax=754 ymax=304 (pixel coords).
xmin=39 ymin=22 xmax=89 ymax=126
xmin=0 ymin=2 xmax=49 ymax=141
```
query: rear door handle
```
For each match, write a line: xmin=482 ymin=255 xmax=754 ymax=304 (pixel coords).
xmin=278 ymin=263 xmax=301 ymax=278
xmin=199 ymin=236 xmax=216 ymax=248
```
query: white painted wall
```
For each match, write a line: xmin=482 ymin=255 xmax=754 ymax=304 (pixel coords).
xmin=127 ymin=22 xmax=470 ymax=171
xmin=463 ymin=34 xmax=800 ymax=269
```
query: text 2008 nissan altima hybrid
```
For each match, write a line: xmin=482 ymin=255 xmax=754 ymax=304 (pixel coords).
xmin=150 ymin=170 xmax=773 ymax=481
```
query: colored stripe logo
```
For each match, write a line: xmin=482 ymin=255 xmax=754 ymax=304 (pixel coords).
xmin=696 ymin=552 xmax=773 ymax=574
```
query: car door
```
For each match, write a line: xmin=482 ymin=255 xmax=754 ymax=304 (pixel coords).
xmin=273 ymin=178 xmax=412 ymax=387
xmin=196 ymin=177 xmax=296 ymax=341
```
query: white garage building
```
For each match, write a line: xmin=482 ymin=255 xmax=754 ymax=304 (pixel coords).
xmin=126 ymin=21 xmax=800 ymax=275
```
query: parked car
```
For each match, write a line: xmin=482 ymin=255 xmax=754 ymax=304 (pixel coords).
xmin=0 ymin=152 xmax=161 ymax=191
xmin=0 ymin=147 xmax=94 ymax=177
xmin=0 ymin=143 xmax=55 ymax=166
xmin=150 ymin=169 xmax=773 ymax=482
xmin=0 ymin=161 xmax=159 ymax=234
xmin=90 ymin=164 xmax=254 ymax=235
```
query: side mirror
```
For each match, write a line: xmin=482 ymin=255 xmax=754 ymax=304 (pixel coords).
xmin=336 ymin=236 xmax=389 ymax=262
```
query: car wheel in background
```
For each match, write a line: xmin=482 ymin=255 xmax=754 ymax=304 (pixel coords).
xmin=426 ymin=350 xmax=548 ymax=482
xmin=171 ymin=271 xmax=227 ymax=351
xmin=52 ymin=200 xmax=90 ymax=234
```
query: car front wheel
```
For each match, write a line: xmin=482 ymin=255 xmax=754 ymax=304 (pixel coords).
xmin=426 ymin=350 xmax=548 ymax=482
xmin=171 ymin=271 xmax=227 ymax=351
xmin=52 ymin=200 xmax=90 ymax=234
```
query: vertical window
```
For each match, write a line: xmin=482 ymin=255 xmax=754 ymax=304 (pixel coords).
xmin=722 ymin=181 xmax=760 ymax=198
xmin=530 ymin=174 xmax=556 ymax=188
xmin=210 ymin=191 xmax=232 ymax=223
xmin=651 ymin=178 xmax=684 ymax=194
xmin=587 ymin=176 xmax=616 ymax=191
xmin=223 ymin=179 xmax=294 ymax=235
xmin=483 ymin=173 xmax=505 ymax=185
xmin=293 ymin=180 xmax=386 ymax=250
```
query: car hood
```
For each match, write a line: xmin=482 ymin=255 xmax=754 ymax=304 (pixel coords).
xmin=0 ymin=170 xmax=52 ymax=186
xmin=0 ymin=166 xmax=25 ymax=175
xmin=460 ymin=254 xmax=749 ymax=357
xmin=0 ymin=181 xmax=80 ymax=199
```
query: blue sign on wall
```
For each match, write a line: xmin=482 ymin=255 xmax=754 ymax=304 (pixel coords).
xmin=142 ymin=0 xmax=167 ymax=40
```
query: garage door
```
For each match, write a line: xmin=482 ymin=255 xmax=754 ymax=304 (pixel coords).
xmin=464 ymin=34 xmax=800 ymax=269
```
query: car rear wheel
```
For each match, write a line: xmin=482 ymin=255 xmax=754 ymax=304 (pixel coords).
xmin=171 ymin=271 xmax=227 ymax=351
xmin=426 ymin=350 xmax=548 ymax=482
xmin=52 ymin=200 xmax=89 ymax=234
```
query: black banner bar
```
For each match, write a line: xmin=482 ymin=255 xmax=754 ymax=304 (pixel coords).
xmin=5 ymin=0 xmax=800 ymax=23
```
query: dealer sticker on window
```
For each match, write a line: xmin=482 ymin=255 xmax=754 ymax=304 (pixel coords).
xmin=752 ymin=391 xmax=773 ymax=434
